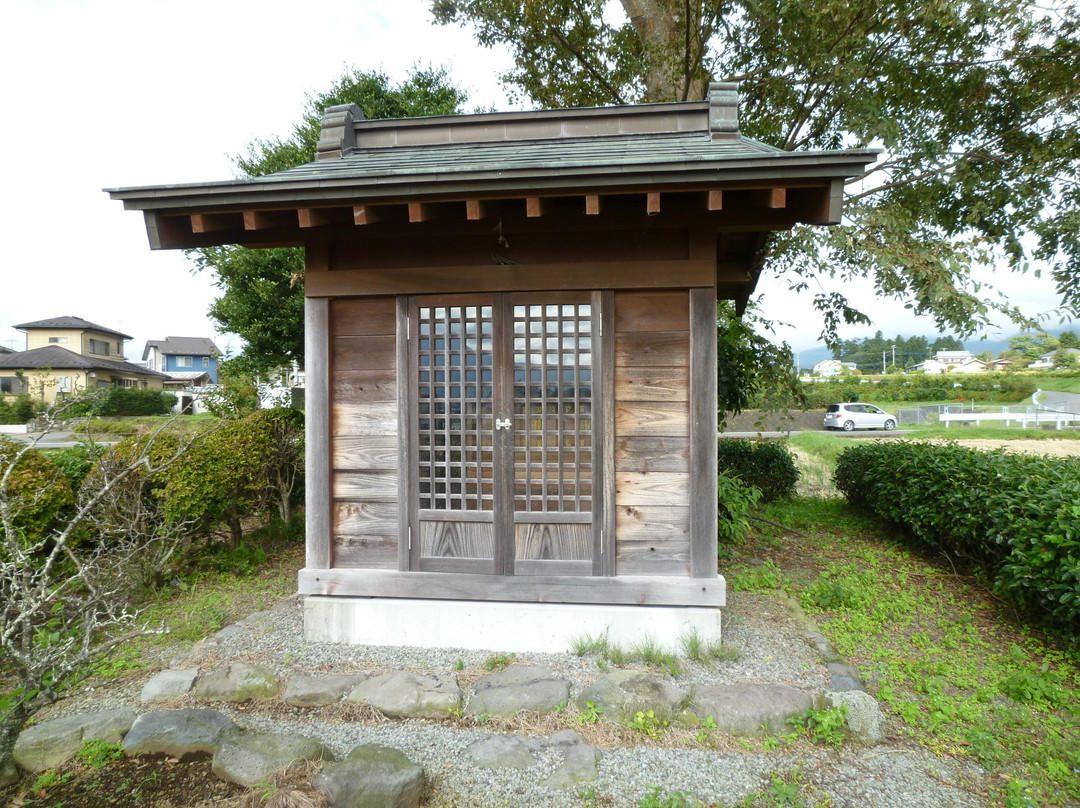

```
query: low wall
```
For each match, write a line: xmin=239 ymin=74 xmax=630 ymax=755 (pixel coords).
xmin=0 ymin=424 xmax=28 ymax=434
xmin=720 ymin=410 xmax=822 ymax=433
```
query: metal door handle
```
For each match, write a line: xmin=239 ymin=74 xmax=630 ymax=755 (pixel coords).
xmin=495 ymin=418 xmax=511 ymax=431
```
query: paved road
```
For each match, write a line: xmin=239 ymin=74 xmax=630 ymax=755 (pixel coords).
xmin=1036 ymin=389 xmax=1080 ymax=414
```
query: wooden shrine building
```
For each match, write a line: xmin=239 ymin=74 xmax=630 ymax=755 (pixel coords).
xmin=110 ymin=84 xmax=875 ymax=650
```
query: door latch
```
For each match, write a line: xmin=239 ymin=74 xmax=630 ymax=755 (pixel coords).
xmin=495 ymin=418 xmax=511 ymax=431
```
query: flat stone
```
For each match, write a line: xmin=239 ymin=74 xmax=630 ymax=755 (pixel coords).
xmin=466 ymin=666 xmax=570 ymax=716
xmin=314 ymin=743 xmax=424 ymax=808
xmin=346 ymin=672 xmax=461 ymax=718
xmin=212 ymin=731 xmax=335 ymax=787
xmin=576 ymin=670 xmax=687 ymax=723
xmin=123 ymin=708 xmax=239 ymax=757
xmin=13 ymin=709 xmax=137 ymax=773
xmin=140 ymin=668 xmax=199 ymax=702
xmin=542 ymin=744 xmax=601 ymax=789
xmin=821 ymin=691 xmax=886 ymax=745
xmin=192 ymin=662 xmax=280 ymax=702
xmin=691 ymin=683 xmax=812 ymax=737
xmin=550 ymin=729 xmax=585 ymax=747
xmin=466 ymin=735 xmax=541 ymax=769
xmin=826 ymin=662 xmax=867 ymax=693
xmin=285 ymin=673 xmax=369 ymax=707
xmin=213 ymin=624 xmax=248 ymax=641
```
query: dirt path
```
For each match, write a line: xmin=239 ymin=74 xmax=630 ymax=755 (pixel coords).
xmin=926 ymin=438 xmax=1080 ymax=457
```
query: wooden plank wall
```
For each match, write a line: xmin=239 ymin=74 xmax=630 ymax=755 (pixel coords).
xmin=613 ymin=291 xmax=691 ymax=574
xmin=330 ymin=297 xmax=399 ymax=568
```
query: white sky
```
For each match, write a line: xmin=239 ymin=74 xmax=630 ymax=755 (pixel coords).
xmin=1 ymin=0 xmax=1070 ymax=359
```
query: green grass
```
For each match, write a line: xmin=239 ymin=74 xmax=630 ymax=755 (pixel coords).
xmin=899 ymin=422 xmax=1080 ymax=440
xmin=75 ymin=413 xmax=220 ymax=439
xmin=748 ymin=498 xmax=1080 ymax=807
xmin=134 ymin=520 xmax=303 ymax=646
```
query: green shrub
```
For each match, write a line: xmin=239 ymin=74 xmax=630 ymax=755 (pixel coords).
xmin=716 ymin=439 xmax=799 ymax=502
xmin=717 ymin=470 xmax=762 ymax=546
xmin=0 ymin=394 xmax=36 ymax=425
xmin=0 ymin=438 xmax=75 ymax=541
xmin=835 ymin=441 xmax=1080 ymax=629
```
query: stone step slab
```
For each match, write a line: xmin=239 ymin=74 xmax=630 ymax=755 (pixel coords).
xmin=820 ymin=690 xmax=886 ymax=745
xmin=542 ymin=743 xmax=601 ymax=789
xmin=13 ymin=709 xmax=136 ymax=773
xmin=346 ymin=671 xmax=461 ymax=718
xmin=212 ymin=731 xmax=336 ymax=787
xmin=122 ymin=708 xmax=240 ymax=757
xmin=576 ymin=670 xmax=687 ymax=723
xmin=313 ymin=743 xmax=424 ymax=808
xmin=691 ymin=683 xmax=812 ymax=737
xmin=140 ymin=668 xmax=199 ymax=702
xmin=285 ymin=673 xmax=370 ymax=707
xmin=466 ymin=666 xmax=570 ymax=716
xmin=466 ymin=734 xmax=543 ymax=769
xmin=191 ymin=662 xmax=281 ymax=702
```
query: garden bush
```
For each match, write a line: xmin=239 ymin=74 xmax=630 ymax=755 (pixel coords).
xmin=0 ymin=395 xmax=36 ymax=425
xmin=0 ymin=438 xmax=76 ymax=541
xmin=717 ymin=439 xmax=799 ymax=502
xmin=835 ymin=441 xmax=1080 ymax=630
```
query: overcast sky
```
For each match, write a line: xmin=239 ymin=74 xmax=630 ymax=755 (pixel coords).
xmin=2 ymin=0 xmax=1070 ymax=360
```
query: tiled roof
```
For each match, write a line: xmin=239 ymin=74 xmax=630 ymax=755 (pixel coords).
xmin=13 ymin=316 xmax=132 ymax=340
xmin=0 ymin=346 xmax=169 ymax=378
xmin=143 ymin=336 xmax=221 ymax=360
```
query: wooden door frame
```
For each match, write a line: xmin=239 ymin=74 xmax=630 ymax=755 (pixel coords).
xmin=401 ymin=290 xmax=612 ymax=577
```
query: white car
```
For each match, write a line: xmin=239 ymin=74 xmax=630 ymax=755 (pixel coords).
xmin=823 ymin=403 xmax=897 ymax=431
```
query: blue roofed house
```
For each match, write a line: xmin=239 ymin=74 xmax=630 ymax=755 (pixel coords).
xmin=143 ymin=337 xmax=221 ymax=386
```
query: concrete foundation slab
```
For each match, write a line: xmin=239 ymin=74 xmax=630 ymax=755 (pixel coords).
xmin=303 ymin=596 xmax=722 ymax=654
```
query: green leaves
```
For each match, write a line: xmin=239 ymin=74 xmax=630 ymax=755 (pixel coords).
xmin=835 ymin=441 xmax=1080 ymax=629
xmin=439 ymin=0 xmax=1080 ymax=341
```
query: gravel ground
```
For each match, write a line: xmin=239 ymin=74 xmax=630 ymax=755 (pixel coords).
xmin=38 ymin=591 xmax=994 ymax=807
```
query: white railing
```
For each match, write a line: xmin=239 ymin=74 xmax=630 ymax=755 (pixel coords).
xmin=939 ymin=407 xmax=1080 ymax=429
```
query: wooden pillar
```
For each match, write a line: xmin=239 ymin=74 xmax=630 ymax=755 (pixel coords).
xmin=688 ymin=287 xmax=719 ymax=578
xmin=305 ymin=295 xmax=332 ymax=569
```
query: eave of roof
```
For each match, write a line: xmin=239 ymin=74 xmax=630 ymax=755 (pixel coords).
xmin=13 ymin=317 xmax=132 ymax=340
xmin=0 ymin=346 xmax=169 ymax=377
xmin=107 ymin=133 xmax=877 ymax=213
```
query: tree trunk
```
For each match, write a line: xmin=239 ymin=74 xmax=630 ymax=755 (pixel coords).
xmin=224 ymin=507 xmax=244 ymax=550
xmin=0 ymin=698 xmax=30 ymax=785
xmin=619 ymin=0 xmax=711 ymax=102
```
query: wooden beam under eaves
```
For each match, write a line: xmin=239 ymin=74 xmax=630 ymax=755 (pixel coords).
xmin=353 ymin=205 xmax=379 ymax=225
xmin=298 ymin=208 xmax=337 ymax=228
xmin=243 ymin=211 xmax=275 ymax=230
xmin=190 ymin=213 xmax=236 ymax=233
xmin=647 ymin=193 xmax=661 ymax=215
xmin=466 ymin=199 xmax=490 ymax=220
xmin=526 ymin=197 xmax=546 ymax=218
xmin=409 ymin=203 xmax=431 ymax=223
xmin=707 ymin=190 xmax=723 ymax=211
xmin=585 ymin=195 xmax=602 ymax=215
xmin=768 ymin=188 xmax=787 ymax=209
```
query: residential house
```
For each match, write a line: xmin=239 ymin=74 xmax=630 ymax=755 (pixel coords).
xmin=1028 ymin=347 xmax=1080 ymax=370
xmin=110 ymin=85 xmax=876 ymax=651
xmin=812 ymin=359 xmax=857 ymax=376
xmin=143 ymin=336 xmax=221 ymax=385
xmin=0 ymin=316 xmax=168 ymax=403
xmin=933 ymin=350 xmax=975 ymax=366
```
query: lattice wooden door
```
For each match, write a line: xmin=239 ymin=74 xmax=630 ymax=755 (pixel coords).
xmin=409 ymin=292 xmax=603 ymax=576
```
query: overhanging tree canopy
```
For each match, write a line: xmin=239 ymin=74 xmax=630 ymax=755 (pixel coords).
xmin=433 ymin=0 xmax=1080 ymax=344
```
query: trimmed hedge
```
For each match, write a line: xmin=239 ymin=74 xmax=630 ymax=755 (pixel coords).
xmin=717 ymin=439 xmax=799 ymax=502
xmin=835 ymin=441 xmax=1080 ymax=630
